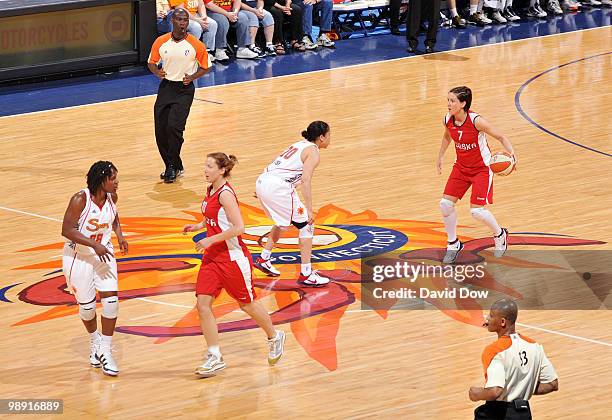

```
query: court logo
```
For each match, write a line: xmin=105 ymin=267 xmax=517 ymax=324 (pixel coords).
xmin=6 ymin=203 xmax=604 ymax=371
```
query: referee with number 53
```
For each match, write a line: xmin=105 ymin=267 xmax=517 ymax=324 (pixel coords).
xmin=148 ymin=7 xmax=211 ymax=184
xmin=469 ymin=299 xmax=559 ymax=420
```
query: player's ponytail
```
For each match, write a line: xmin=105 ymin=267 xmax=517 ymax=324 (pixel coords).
xmin=449 ymin=86 xmax=472 ymax=112
xmin=207 ymin=152 xmax=238 ymax=178
xmin=302 ymin=121 xmax=330 ymax=143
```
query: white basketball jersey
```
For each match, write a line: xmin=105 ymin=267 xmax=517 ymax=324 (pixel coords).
xmin=263 ymin=140 xmax=318 ymax=186
xmin=68 ymin=188 xmax=117 ymax=254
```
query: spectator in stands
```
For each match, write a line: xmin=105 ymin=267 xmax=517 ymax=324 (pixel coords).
xmin=241 ymin=0 xmax=277 ymax=56
xmin=406 ymin=0 xmax=441 ymax=54
xmin=157 ymin=0 xmax=171 ymax=33
xmin=168 ymin=0 xmax=219 ymax=58
xmin=205 ymin=0 xmax=260 ymax=60
xmin=264 ymin=0 xmax=306 ymax=53
xmin=293 ymin=0 xmax=335 ymax=50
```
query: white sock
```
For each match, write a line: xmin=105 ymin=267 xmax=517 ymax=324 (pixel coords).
xmin=100 ymin=334 xmax=112 ymax=350
xmin=450 ymin=7 xmax=459 ymax=17
xmin=477 ymin=209 xmax=503 ymax=236
xmin=266 ymin=41 xmax=273 ymax=47
xmin=268 ymin=330 xmax=280 ymax=341
xmin=470 ymin=4 xmax=478 ymax=14
xmin=530 ymin=0 xmax=536 ymax=6
xmin=301 ymin=263 xmax=312 ymax=276
xmin=90 ymin=330 xmax=100 ymax=342
xmin=261 ymin=249 xmax=272 ymax=260
xmin=208 ymin=345 xmax=221 ymax=358
xmin=443 ymin=209 xmax=458 ymax=243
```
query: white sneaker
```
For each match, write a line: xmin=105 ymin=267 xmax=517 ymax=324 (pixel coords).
xmin=443 ymin=239 xmax=463 ymax=264
xmin=581 ymin=0 xmax=601 ymax=5
xmin=214 ymin=48 xmax=230 ymax=61
xmin=479 ymin=13 xmax=493 ymax=24
xmin=96 ymin=346 xmax=118 ymax=376
xmin=236 ymin=47 xmax=259 ymax=59
xmin=267 ymin=330 xmax=286 ymax=366
xmin=207 ymin=50 xmax=215 ymax=62
xmin=491 ymin=11 xmax=508 ymax=23
xmin=302 ymin=35 xmax=318 ymax=50
xmin=89 ymin=333 xmax=101 ymax=368
xmin=254 ymin=257 xmax=281 ymax=276
xmin=601 ymin=0 xmax=612 ymax=6
xmin=494 ymin=228 xmax=509 ymax=258
xmin=195 ymin=353 xmax=226 ymax=377
xmin=298 ymin=270 xmax=330 ymax=287
xmin=317 ymin=33 xmax=335 ymax=48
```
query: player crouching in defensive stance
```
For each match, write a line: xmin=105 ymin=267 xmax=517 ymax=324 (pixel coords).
xmin=61 ymin=161 xmax=128 ymax=376
xmin=183 ymin=153 xmax=285 ymax=377
xmin=437 ymin=86 xmax=516 ymax=263
xmin=254 ymin=121 xmax=331 ymax=287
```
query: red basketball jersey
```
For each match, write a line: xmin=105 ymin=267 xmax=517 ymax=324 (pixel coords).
xmin=444 ymin=110 xmax=491 ymax=171
xmin=201 ymin=182 xmax=251 ymax=262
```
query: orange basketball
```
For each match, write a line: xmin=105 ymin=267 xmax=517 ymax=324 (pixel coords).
xmin=489 ymin=151 xmax=515 ymax=176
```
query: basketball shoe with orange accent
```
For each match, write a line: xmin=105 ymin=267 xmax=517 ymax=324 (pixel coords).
xmin=254 ymin=257 xmax=281 ymax=277
xmin=298 ymin=271 xmax=330 ymax=287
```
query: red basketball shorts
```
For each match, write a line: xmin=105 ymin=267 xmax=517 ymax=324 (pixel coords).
xmin=196 ymin=256 xmax=256 ymax=303
xmin=443 ymin=165 xmax=493 ymax=206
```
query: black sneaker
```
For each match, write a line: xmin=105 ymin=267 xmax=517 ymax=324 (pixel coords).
xmin=407 ymin=42 xmax=418 ymax=53
xmin=164 ymin=165 xmax=177 ymax=183
xmin=425 ymin=45 xmax=434 ymax=54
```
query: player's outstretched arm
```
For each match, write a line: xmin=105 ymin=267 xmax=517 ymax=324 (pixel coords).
xmin=475 ymin=117 xmax=517 ymax=163
xmin=111 ymin=192 xmax=128 ymax=255
xmin=300 ymin=147 xmax=320 ymax=224
xmin=436 ymin=127 xmax=452 ymax=175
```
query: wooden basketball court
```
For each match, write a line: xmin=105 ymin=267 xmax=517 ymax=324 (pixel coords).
xmin=1 ymin=27 xmax=610 ymax=418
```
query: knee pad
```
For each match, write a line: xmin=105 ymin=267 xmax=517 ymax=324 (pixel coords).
xmin=79 ymin=300 xmax=96 ymax=321
xmin=101 ymin=296 xmax=119 ymax=319
xmin=439 ymin=198 xmax=455 ymax=217
xmin=470 ymin=207 xmax=488 ymax=221
xmin=298 ymin=223 xmax=314 ymax=239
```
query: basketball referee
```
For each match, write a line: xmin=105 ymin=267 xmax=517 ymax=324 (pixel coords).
xmin=148 ymin=8 xmax=211 ymax=183
xmin=469 ymin=298 xmax=559 ymax=420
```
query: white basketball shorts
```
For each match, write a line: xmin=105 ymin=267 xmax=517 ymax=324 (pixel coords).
xmin=62 ymin=243 xmax=118 ymax=304
xmin=256 ymin=173 xmax=308 ymax=227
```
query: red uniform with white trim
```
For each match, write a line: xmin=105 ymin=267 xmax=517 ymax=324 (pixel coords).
xmin=443 ymin=110 xmax=494 ymax=205
xmin=196 ymin=182 xmax=256 ymax=303
xmin=62 ymin=189 xmax=118 ymax=304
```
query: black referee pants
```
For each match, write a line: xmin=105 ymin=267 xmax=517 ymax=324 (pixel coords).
xmin=475 ymin=401 xmax=532 ymax=420
xmin=153 ymin=80 xmax=195 ymax=172
xmin=406 ymin=0 xmax=441 ymax=48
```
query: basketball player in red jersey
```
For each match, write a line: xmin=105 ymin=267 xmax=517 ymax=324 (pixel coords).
xmin=437 ymin=86 xmax=517 ymax=263
xmin=253 ymin=121 xmax=331 ymax=287
xmin=61 ymin=161 xmax=128 ymax=376
xmin=183 ymin=153 xmax=285 ymax=377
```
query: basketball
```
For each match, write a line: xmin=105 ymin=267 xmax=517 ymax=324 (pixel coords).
xmin=489 ymin=152 xmax=515 ymax=176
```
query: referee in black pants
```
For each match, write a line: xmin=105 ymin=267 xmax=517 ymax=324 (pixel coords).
xmin=148 ymin=8 xmax=210 ymax=183
xmin=406 ymin=0 xmax=441 ymax=54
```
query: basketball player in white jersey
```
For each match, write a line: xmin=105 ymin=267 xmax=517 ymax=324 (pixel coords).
xmin=469 ymin=299 xmax=558 ymax=419
xmin=437 ymin=86 xmax=517 ymax=263
xmin=61 ymin=161 xmax=128 ymax=376
xmin=254 ymin=121 xmax=331 ymax=287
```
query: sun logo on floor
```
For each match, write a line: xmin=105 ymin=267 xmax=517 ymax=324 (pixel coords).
xmin=6 ymin=203 xmax=604 ymax=371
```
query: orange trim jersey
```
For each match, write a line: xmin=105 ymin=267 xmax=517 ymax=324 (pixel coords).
xmin=148 ymin=33 xmax=210 ymax=82
xmin=482 ymin=333 xmax=557 ymax=402
xmin=204 ymin=0 xmax=234 ymax=12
